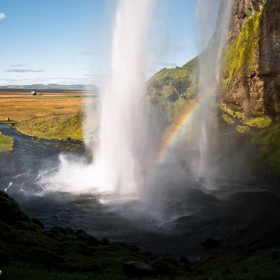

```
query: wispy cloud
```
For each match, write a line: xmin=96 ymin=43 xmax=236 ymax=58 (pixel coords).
xmin=79 ymin=52 xmax=91 ymax=55
xmin=0 ymin=13 xmax=6 ymax=20
xmin=6 ymin=69 xmax=44 ymax=73
xmin=11 ymin=63 xmax=28 ymax=67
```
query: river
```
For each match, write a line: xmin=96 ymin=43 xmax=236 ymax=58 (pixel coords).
xmin=1 ymin=124 xmax=280 ymax=260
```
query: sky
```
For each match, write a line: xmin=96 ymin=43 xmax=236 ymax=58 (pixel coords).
xmin=0 ymin=0 xmax=218 ymax=86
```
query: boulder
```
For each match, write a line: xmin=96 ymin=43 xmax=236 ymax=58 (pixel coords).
xmin=123 ymin=261 xmax=155 ymax=278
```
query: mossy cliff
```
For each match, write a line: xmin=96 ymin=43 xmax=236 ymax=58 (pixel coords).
xmin=221 ymin=0 xmax=280 ymax=120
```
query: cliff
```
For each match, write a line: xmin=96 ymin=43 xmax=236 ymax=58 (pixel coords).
xmin=222 ymin=0 xmax=280 ymax=120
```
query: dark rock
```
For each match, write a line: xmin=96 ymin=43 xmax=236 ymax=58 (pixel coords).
xmin=50 ymin=225 xmax=67 ymax=235
xmin=150 ymin=259 xmax=175 ymax=276
xmin=141 ymin=250 xmax=153 ymax=256
xmin=123 ymin=261 xmax=155 ymax=278
xmin=65 ymin=227 xmax=75 ymax=235
xmin=200 ymin=238 xmax=220 ymax=248
xmin=179 ymin=256 xmax=191 ymax=264
xmin=99 ymin=238 xmax=110 ymax=245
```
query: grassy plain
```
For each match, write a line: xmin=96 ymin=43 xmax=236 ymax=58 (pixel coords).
xmin=0 ymin=91 xmax=98 ymax=141
xmin=0 ymin=91 xmax=90 ymax=121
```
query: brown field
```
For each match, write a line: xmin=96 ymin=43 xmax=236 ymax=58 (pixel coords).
xmin=0 ymin=91 xmax=98 ymax=122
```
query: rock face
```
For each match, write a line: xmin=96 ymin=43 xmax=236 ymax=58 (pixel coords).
xmin=221 ymin=0 xmax=280 ymax=120
xmin=259 ymin=0 xmax=280 ymax=118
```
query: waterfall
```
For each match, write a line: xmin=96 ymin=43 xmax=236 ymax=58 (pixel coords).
xmin=196 ymin=0 xmax=233 ymax=182
xmin=92 ymin=0 xmax=154 ymax=194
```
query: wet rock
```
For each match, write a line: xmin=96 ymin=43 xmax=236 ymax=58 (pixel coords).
xmin=123 ymin=261 xmax=155 ymax=278
xmin=200 ymin=238 xmax=220 ymax=248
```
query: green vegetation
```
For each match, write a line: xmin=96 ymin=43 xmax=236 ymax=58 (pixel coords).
xmin=222 ymin=113 xmax=234 ymax=124
xmin=0 ymin=132 xmax=13 ymax=152
xmin=243 ymin=116 xmax=272 ymax=128
xmin=250 ymin=122 xmax=280 ymax=178
xmin=222 ymin=10 xmax=262 ymax=94
xmin=3 ymin=190 xmax=280 ymax=279
xmin=148 ymin=57 xmax=198 ymax=128
xmin=16 ymin=111 xmax=84 ymax=141
xmin=236 ymin=125 xmax=250 ymax=133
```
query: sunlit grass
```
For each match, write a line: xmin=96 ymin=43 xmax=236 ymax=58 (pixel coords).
xmin=0 ymin=93 xmax=96 ymax=122
xmin=0 ymin=132 xmax=14 ymax=152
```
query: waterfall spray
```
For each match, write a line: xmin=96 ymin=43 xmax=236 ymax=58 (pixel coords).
xmin=196 ymin=0 xmax=232 ymax=182
xmin=92 ymin=0 xmax=154 ymax=194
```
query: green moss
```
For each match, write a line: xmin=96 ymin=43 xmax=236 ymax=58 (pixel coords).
xmin=222 ymin=10 xmax=262 ymax=94
xmin=0 ymin=132 xmax=14 ymax=152
xmin=236 ymin=125 xmax=250 ymax=133
xmin=222 ymin=114 xmax=234 ymax=124
xmin=243 ymin=116 xmax=271 ymax=128
xmin=250 ymin=123 xmax=280 ymax=178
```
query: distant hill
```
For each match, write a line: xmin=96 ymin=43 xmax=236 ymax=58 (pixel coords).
xmin=0 ymin=84 xmax=98 ymax=92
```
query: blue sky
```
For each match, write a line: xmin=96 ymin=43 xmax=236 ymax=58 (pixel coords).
xmin=0 ymin=0 xmax=217 ymax=86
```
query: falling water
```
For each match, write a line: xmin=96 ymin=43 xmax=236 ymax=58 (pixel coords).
xmin=196 ymin=0 xmax=232 ymax=182
xmin=92 ymin=0 xmax=153 ymax=194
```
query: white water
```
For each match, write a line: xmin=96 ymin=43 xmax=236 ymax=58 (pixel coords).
xmin=196 ymin=0 xmax=233 ymax=182
xmin=88 ymin=0 xmax=153 ymax=194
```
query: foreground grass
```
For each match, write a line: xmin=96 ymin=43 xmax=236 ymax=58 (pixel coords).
xmin=0 ymin=132 xmax=13 ymax=152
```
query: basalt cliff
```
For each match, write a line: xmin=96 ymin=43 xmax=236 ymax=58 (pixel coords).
xmin=222 ymin=0 xmax=280 ymax=120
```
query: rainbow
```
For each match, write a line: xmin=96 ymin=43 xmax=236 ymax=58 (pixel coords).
xmin=154 ymin=79 xmax=218 ymax=165
xmin=154 ymin=100 xmax=199 ymax=165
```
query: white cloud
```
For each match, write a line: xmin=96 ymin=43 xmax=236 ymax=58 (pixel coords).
xmin=6 ymin=69 xmax=44 ymax=73
xmin=11 ymin=64 xmax=28 ymax=67
xmin=0 ymin=13 xmax=6 ymax=20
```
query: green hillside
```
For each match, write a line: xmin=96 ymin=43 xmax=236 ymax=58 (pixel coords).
xmin=147 ymin=57 xmax=199 ymax=129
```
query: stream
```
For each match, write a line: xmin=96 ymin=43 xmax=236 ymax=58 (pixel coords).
xmin=1 ymin=124 xmax=280 ymax=260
